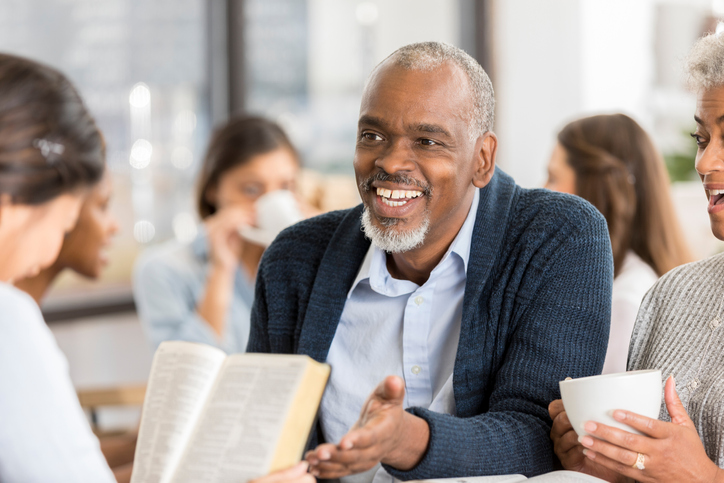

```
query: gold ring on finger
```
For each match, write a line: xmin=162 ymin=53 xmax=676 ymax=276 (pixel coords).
xmin=631 ymin=452 xmax=645 ymax=470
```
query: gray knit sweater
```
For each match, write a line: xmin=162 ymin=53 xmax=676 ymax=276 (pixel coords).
xmin=628 ymin=252 xmax=724 ymax=465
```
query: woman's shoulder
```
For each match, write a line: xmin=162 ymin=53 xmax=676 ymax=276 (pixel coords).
xmin=134 ymin=236 xmax=204 ymax=280
xmin=0 ymin=283 xmax=43 ymax=328
xmin=650 ymin=251 xmax=724 ymax=296
xmin=629 ymin=252 xmax=724 ymax=365
xmin=0 ymin=283 xmax=62 ymax=364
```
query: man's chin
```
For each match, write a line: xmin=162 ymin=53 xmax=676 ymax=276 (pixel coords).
xmin=361 ymin=207 xmax=430 ymax=253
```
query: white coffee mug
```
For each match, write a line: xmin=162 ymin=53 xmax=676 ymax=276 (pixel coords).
xmin=239 ymin=190 xmax=303 ymax=247
xmin=560 ymin=369 xmax=662 ymax=437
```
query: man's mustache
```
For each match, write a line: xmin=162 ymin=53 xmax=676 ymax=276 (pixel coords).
xmin=359 ymin=170 xmax=432 ymax=196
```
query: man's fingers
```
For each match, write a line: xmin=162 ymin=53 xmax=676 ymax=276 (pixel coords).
xmin=309 ymin=446 xmax=381 ymax=479
xmin=554 ymin=425 xmax=582 ymax=455
xmin=375 ymin=375 xmax=405 ymax=403
xmin=548 ymin=399 xmax=565 ymax=420
xmin=550 ymin=411 xmax=573 ymax=439
xmin=312 ymin=449 xmax=378 ymax=470
xmin=305 ymin=443 xmax=337 ymax=464
xmin=339 ymin=423 xmax=379 ymax=451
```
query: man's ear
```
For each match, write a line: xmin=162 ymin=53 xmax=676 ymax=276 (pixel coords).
xmin=472 ymin=131 xmax=497 ymax=189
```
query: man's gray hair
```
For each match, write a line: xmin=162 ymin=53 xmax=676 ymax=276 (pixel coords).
xmin=686 ymin=32 xmax=724 ymax=92
xmin=378 ymin=41 xmax=495 ymax=141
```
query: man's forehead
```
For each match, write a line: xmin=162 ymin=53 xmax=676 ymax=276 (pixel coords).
xmin=359 ymin=62 xmax=471 ymax=126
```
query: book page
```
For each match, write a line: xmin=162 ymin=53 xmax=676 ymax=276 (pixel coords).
xmin=528 ymin=471 xmax=608 ymax=482
xmin=169 ymin=354 xmax=312 ymax=483
xmin=131 ymin=341 xmax=227 ymax=483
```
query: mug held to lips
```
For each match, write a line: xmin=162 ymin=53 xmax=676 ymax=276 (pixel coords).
xmin=239 ymin=190 xmax=303 ymax=247
xmin=559 ymin=369 xmax=662 ymax=437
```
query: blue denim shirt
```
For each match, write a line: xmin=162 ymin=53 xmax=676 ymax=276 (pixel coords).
xmin=133 ymin=228 xmax=254 ymax=354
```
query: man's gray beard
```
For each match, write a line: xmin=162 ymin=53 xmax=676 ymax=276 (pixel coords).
xmin=360 ymin=207 xmax=430 ymax=253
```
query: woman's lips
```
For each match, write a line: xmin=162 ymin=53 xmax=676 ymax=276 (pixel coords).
xmin=708 ymin=192 xmax=724 ymax=214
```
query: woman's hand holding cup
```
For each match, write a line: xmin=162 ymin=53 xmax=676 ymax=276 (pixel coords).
xmin=551 ymin=373 xmax=724 ymax=483
xmin=204 ymin=206 xmax=254 ymax=272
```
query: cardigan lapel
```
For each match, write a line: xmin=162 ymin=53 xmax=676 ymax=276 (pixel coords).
xmin=453 ymin=170 xmax=518 ymax=403
xmin=297 ymin=205 xmax=371 ymax=363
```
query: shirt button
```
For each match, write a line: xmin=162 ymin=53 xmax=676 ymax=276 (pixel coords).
xmin=414 ymin=296 xmax=424 ymax=306
xmin=710 ymin=318 xmax=721 ymax=329
xmin=411 ymin=365 xmax=421 ymax=375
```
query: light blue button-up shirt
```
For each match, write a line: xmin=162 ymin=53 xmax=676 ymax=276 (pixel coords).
xmin=321 ymin=189 xmax=479 ymax=483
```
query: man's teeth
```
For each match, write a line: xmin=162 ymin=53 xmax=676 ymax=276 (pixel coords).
xmin=375 ymin=187 xmax=423 ymax=200
xmin=710 ymin=189 xmax=724 ymax=196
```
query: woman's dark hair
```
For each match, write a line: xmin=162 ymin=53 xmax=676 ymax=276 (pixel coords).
xmin=558 ymin=113 xmax=691 ymax=277
xmin=196 ymin=116 xmax=299 ymax=219
xmin=0 ymin=53 xmax=104 ymax=205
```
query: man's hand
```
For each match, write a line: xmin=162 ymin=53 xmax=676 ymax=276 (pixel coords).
xmin=305 ymin=376 xmax=430 ymax=479
xmin=549 ymin=399 xmax=624 ymax=482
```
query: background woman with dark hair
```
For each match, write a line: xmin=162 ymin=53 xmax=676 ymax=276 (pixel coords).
xmin=134 ymin=116 xmax=314 ymax=353
xmin=545 ymin=113 xmax=691 ymax=373
xmin=0 ymin=53 xmax=116 ymax=482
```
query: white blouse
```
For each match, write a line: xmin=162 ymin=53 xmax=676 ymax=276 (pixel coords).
xmin=601 ymin=251 xmax=659 ymax=374
xmin=0 ymin=282 xmax=114 ymax=482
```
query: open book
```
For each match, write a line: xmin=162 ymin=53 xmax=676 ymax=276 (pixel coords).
xmin=408 ymin=472 xmax=607 ymax=483
xmin=130 ymin=341 xmax=330 ymax=483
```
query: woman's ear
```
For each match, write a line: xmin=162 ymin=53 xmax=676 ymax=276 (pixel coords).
xmin=472 ymin=132 xmax=497 ymax=189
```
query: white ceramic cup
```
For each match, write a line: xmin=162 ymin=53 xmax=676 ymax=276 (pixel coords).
xmin=560 ymin=369 xmax=662 ymax=437
xmin=239 ymin=190 xmax=303 ymax=247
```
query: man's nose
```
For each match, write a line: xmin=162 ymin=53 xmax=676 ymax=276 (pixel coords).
xmin=696 ymin=140 xmax=724 ymax=176
xmin=375 ymin=140 xmax=416 ymax=174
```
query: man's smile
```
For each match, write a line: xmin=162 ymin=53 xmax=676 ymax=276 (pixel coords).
xmin=376 ymin=187 xmax=424 ymax=206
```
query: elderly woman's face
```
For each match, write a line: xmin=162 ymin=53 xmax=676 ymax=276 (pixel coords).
xmin=693 ymin=85 xmax=724 ymax=241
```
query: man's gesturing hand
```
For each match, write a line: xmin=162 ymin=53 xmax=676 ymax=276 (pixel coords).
xmin=305 ymin=376 xmax=430 ymax=479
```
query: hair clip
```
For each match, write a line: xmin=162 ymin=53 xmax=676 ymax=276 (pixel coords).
xmin=33 ymin=138 xmax=65 ymax=162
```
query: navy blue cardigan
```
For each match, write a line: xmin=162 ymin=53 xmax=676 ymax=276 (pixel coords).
xmin=248 ymin=169 xmax=612 ymax=478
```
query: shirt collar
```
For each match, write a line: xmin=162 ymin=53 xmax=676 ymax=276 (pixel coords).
xmin=347 ymin=188 xmax=480 ymax=298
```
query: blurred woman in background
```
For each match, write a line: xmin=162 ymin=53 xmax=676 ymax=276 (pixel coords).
xmin=0 ymin=53 xmax=116 ymax=482
xmin=134 ymin=116 xmax=315 ymax=353
xmin=15 ymin=169 xmax=119 ymax=303
xmin=545 ymin=113 xmax=691 ymax=374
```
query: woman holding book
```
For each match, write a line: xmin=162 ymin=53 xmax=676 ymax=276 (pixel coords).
xmin=545 ymin=113 xmax=691 ymax=374
xmin=549 ymin=32 xmax=724 ymax=482
xmin=134 ymin=116 xmax=316 ymax=354
xmin=0 ymin=53 xmax=118 ymax=483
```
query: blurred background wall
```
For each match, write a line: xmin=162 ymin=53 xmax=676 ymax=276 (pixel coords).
xmin=0 ymin=0 xmax=721 ymax=430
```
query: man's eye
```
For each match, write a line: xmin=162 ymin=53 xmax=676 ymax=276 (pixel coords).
xmin=420 ymin=138 xmax=439 ymax=146
xmin=362 ymin=132 xmax=383 ymax=142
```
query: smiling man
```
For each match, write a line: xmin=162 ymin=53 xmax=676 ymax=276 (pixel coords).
xmin=248 ymin=42 xmax=613 ymax=481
